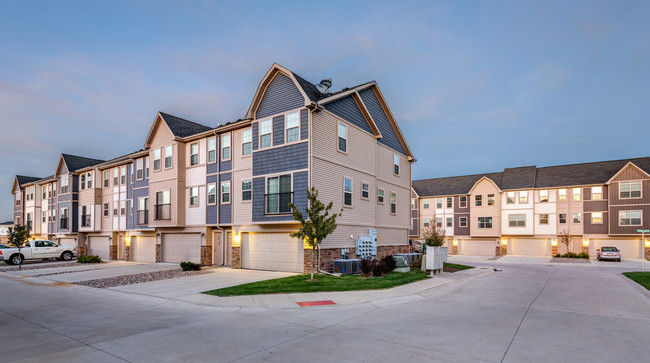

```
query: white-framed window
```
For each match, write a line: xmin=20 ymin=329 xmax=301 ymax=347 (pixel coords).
xmin=459 ymin=217 xmax=468 ymax=227
xmin=393 ymin=153 xmax=400 ymax=175
xmin=436 ymin=217 xmax=443 ymax=228
xmin=260 ymin=119 xmax=272 ymax=148
xmin=361 ymin=182 xmax=369 ymax=200
xmin=137 ymin=197 xmax=149 ymax=225
xmin=619 ymin=210 xmax=641 ymax=226
xmin=572 ymin=188 xmax=581 ymax=201
xmin=423 ymin=218 xmax=430 ymax=227
xmin=145 ymin=157 xmax=149 ymax=178
xmin=81 ymin=174 xmax=86 ymax=190
xmin=519 ymin=191 xmax=528 ymax=204
xmin=153 ymin=149 xmax=161 ymax=171
xmin=52 ymin=183 xmax=56 ymax=197
xmin=136 ymin=158 xmax=144 ymax=180
xmin=559 ymin=213 xmax=566 ymax=224
xmin=487 ymin=194 xmax=495 ymax=206
xmin=509 ymin=214 xmax=526 ymax=227
xmin=558 ymin=188 xmax=567 ymax=201
xmin=190 ymin=187 xmax=199 ymax=206
xmin=286 ymin=111 xmax=300 ymax=143
xmin=591 ymin=186 xmax=602 ymax=200
xmin=591 ymin=212 xmax=603 ymax=224
xmin=446 ymin=217 xmax=452 ymax=227
xmin=506 ymin=191 xmax=515 ymax=204
xmin=446 ymin=197 xmax=453 ymax=208
xmin=242 ymin=128 xmax=252 ymax=156
xmin=120 ymin=200 xmax=126 ymax=215
xmin=242 ymin=180 xmax=252 ymax=201
xmin=221 ymin=134 xmax=231 ymax=160
xmin=164 ymin=146 xmax=173 ymax=169
xmin=478 ymin=216 xmax=492 ymax=229
xmin=207 ymin=183 xmax=216 ymax=205
xmin=436 ymin=198 xmax=443 ymax=209
xmin=60 ymin=207 xmax=69 ymax=230
xmin=475 ymin=195 xmax=482 ymax=207
xmin=120 ymin=166 xmax=126 ymax=184
xmin=103 ymin=203 xmax=109 ymax=217
xmin=266 ymin=174 xmax=292 ymax=214
xmin=539 ymin=214 xmax=549 ymax=225
xmin=208 ymin=137 xmax=216 ymax=163
xmin=60 ymin=175 xmax=69 ymax=194
xmin=460 ymin=196 xmax=467 ymax=208
xmin=377 ymin=189 xmax=384 ymax=204
xmin=155 ymin=190 xmax=171 ymax=220
xmin=103 ymin=170 xmax=109 ymax=188
xmin=423 ymin=199 xmax=429 ymax=209
xmin=344 ymin=178 xmax=352 ymax=207
xmin=42 ymin=185 xmax=47 ymax=199
xmin=42 ymin=211 xmax=47 ymax=223
xmin=221 ymin=182 xmax=230 ymax=204
xmin=539 ymin=190 xmax=549 ymax=203
xmin=573 ymin=212 xmax=581 ymax=224
xmin=190 ymin=142 xmax=199 ymax=165
xmin=390 ymin=192 xmax=397 ymax=214
xmin=48 ymin=184 xmax=52 ymax=198
xmin=619 ymin=181 xmax=641 ymax=199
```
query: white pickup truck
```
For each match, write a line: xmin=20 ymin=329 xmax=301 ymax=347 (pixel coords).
xmin=0 ymin=240 xmax=76 ymax=265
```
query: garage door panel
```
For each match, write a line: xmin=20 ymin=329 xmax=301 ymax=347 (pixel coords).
xmin=593 ymin=239 xmax=642 ymax=259
xmin=510 ymin=238 xmax=550 ymax=256
xmin=132 ymin=236 xmax=156 ymax=263
xmin=459 ymin=239 xmax=495 ymax=256
xmin=162 ymin=233 xmax=201 ymax=264
xmin=242 ymin=233 xmax=304 ymax=273
xmin=88 ymin=237 xmax=111 ymax=260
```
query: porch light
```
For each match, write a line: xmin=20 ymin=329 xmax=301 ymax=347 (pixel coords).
xmin=645 ymin=239 xmax=650 ymax=247
xmin=232 ymin=233 xmax=241 ymax=247
xmin=125 ymin=234 xmax=131 ymax=246
xmin=452 ymin=239 xmax=458 ymax=246
xmin=501 ymin=238 xmax=508 ymax=245
xmin=582 ymin=238 xmax=589 ymax=246
xmin=551 ymin=239 xmax=557 ymax=246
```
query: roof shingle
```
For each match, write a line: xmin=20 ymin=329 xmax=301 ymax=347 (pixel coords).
xmin=159 ymin=112 xmax=212 ymax=138
xmin=61 ymin=154 xmax=105 ymax=172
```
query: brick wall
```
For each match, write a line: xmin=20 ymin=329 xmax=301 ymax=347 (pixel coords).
xmin=231 ymin=246 xmax=241 ymax=269
xmin=314 ymin=245 xmax=408 ymax=273
xmin=110 ymin=245 xmax=117 ymax=260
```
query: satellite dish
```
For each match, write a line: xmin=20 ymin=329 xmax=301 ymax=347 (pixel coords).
xmin=316 ymin=78 xmax=332 ymax=94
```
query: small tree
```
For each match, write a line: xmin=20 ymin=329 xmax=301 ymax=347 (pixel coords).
xmin=422 ymin=223 xmax=446 ymax=247
xmin=559 ymin=230 xmax=573 ymax=255
xmin=7 ymin=225 xmax=31 ymax=269
xmin=289 ymin=187 xmax=342 ymax=280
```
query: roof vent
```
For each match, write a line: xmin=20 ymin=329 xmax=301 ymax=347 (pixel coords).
xmin=316 ymin=78 xmax=332 ymax=94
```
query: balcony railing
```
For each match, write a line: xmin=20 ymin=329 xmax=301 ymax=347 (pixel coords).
xmin=81 ymin=214 xmax=91 ymax=227
xmin=138 ymin=210 xmax=149 ymax=225
xmin=265 ymin=192 xmax=293 ymax=214
xmin=155 ymin=204 xmax=171 ymax=220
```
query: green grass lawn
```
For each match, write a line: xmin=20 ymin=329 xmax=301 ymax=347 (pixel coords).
xmin=443 ymin=262 xmax=475 ymax=271
xmin=203 ymin=270 xmax=431 ymax=297
xmin=622 ymin=272 xmax=650 ymax=290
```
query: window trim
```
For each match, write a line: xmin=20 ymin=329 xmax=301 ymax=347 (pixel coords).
xmin=361 ymin=181 xmax=370 ymax=200
xmin=337 ymin=122 xmax=347 ymax=153
xmin=259 ymin=119 xmax=273 ymax=149
xmin=393 ymin=153 xmax=400 ymax=176
xmin=459 ymin=216 xmax=468 ymax=227
xmin=619 ymin=180 xmax=642 ymax=199
xmin=572 ymin=188 xmax=581 ymax=201
xmin=343 ymin=177 xmax=353 ymax=207
xmin=506 ymin=191 xmax=515 ymax=204
xmin=423 ymin=199 xmax=429 ymax=209
xmin=573 ymin=212 xmax=581 ymax=224
xmin=103 ymin=203 xmax=109 ymax=217
xmin=618 ymin=210 xmax=642 ymax=226
xmin=475 ymin=195 xmax=482 ymax=207
xmin=120 ymin=165 xmax=126 ymax=185
xmin=508 ymin=214 xmax=526 ymax=228
xmin=446 ymin=197 xmax=453 ymax=209
xmin=446 ymin=217 xmax=453 ymax=227
xmin=135 ymin=158 xmax=144 ymax=180
xmin=241 ymin=128 xmax=252 ymax=157
xmin=207 ymin=137 xmax=217 ymax=164
xmin=519 ymin=191 xmax=528 ymax=204
xmin=164 ymin=146 xmax=173 ymax=169
xmin=559 ymin=213 xmax=567 ymax=224
xmin=190 ymin=142 xmax=199 ymax=166
xmin=207 ymin=183 xmax=217 ymax=206
xmin=155 ymin=190 xmax=171 ymax=220
xmin=221 ymin=182 xmax=230 ymax=205
xmin=265 ymin=173 xmax=293 ymax=215
xmin=591 ymin=186 xmax=602 ymax=201
xmin=591 ymin=212 xmax=603 ymax=224
xmin=390 ymin=191 xmax=397 ymax=214
xmin=539 ymin=190 xmax=549 ymax=203
xmin=377 ymin=188 xmax=384 ymax=204
xmin=221 ymin=133 xmax=231 ymax=161
xmin=539 ymin=214 xmax=549 ymax=225
xmin=487 ymin=194 xmax=495 ymax=206
xmin=459 ymin=196 xmax=467 ymax=208
xmin=241 ymin=180 xmax=252 ymax=202
xmin=423 ymin=218 xmax=430 ymax=227
xmin=478 ymin=216 xmax=493 ymax=229
xmin=558 ymin=188 xmax=567 ymax=201
xmin=190 ymin=186 xmax=200 ymax=207
xmin=153 ymin=148 xmax=162 ymax=171
xmin=103 ymin=170 xmax=110 ymax=188
xmin=285 ymin=111 xmax=300 ymax=144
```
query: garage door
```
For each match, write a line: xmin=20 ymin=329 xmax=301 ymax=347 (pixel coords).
xmin=458 ymin=239 xmax=496 ymax=256
xmin=131 ymin=236 xmax=156 ymax=263
xmin=509 ymin=238 xmax=550 ymax=256
xmin=162 ymin=233 xmax=201 ymax=264
xmin=592 ymin=239 xmax=642 ymax=259
xmin=241 ymin=232 xmax=304 ymax=273
xmin=58 ymin=237 xmax=77 ymax=247
xmin=88 ymin=236 xmax=111 ymax=260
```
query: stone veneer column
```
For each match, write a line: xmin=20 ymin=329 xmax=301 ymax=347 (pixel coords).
xmin=552 ymin=245 xmax=558 ymax=256
xmin=231 ymin=246 xmax=241 ymax=269
xmin=125 ymin=246 xmax=131 ymax=261
xmin=155 ymin=244 xmax=161 ymax=262
xmin=645 ymin=246 xmax=650 ymax=260
xmin=581 ymin=244 xmax=589 ymax=256
xmin=78 ymin=246 xmax=88 ymax=257
xmin=109 ymin=245 xmax=118 ymax=260
xmin=200 ymin=245 xmax=212 ymax=266
xmin=500 ymin=243 xmax=507 ymax=256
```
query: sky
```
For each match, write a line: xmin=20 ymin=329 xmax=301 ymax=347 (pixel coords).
xmin=1 ymin=0 xmax=649 ymax=221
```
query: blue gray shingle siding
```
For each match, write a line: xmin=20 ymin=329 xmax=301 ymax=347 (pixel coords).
xmin=252 ymin=142 xmax=308 ymax=176
xmin=256 ymin=73 xmax=305 ymax=119
xmin=273 ymin=115 xmax=284 ymax=146
xmin=324 ymin=95 xmax=373 ymax=135
xmin=300 ymin=109 xmax=308 ymax=140
xmin=131 ymin=186 xmax=149 ymax=229
xmin=126 ymin=200 xmax=132 ymax=230
xmin=292 ymin=171 xmax=308 ymax=215
xmin=252 ymin=122 xmax=259 ymax=151
xmin=220 ymin=160 xmax=232 ymax=172
xmin=358 ymin=88 xmax=406 ymax=155
xmin=207 ymin=174 xmax=218 ymax=184
xmin=58 ymin=193 xmax=70 ymax=202
xmin=207 ymin=162 xmax=218 ymax=175
xmin=251 ymin=171 xmax=308 ymax=222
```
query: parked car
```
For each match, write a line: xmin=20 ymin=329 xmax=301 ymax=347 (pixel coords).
xmin=1 ymin=240 xmax=76 ymax=265
xmin=596 ymin=247 xmax=621 ymax=262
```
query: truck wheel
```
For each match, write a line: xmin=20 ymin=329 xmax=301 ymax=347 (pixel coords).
xmin=10 ymin=254 xmax=23 ymax=265
xmin=60 ymin=252 xmax=73 ymax=261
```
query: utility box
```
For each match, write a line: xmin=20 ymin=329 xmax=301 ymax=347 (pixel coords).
xmin=392 ymin=255 xmax=410 ymax=273
xmin=356 ymin=236 xmax=377 ymax=259
xmin=425 ymin=246 xmax=448 ymax=275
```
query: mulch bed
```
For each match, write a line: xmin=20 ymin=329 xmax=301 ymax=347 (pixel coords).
xmin=74 ymin=269 xmax=211 ymax=288
xmin=443 ymin=267 xmax=461 ymax=272
xmin=550 ymin=257 xmax=591 ymax=264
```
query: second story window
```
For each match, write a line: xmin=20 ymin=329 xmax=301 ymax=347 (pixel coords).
xmin=120 ymin=200 xmax=126 ymax=215
xmin=190 ymin=187 xmax=199 ymax=206
xmin=120 ymin=166 xmax=126 ymax=184
xmin=153 ymin=149 xmax=161 ymax=171
xmin=573 ymin=212 xmax=581 ymax=224
xmin=475 ymin=195 xmax=482 ymax=207
xmin=559 ymin=188 xmax=567 ymax=201
xmin=208 ymin=138 xmax=216 ymax=163
xmin=286 ymin=111 xmax=299 ymax=143
xmin=164 ymin=146 xmax=173 ymax=169
xmin=344 ymin=178 xmax=352 ymax=206
xmin=242 ymin=128 xmax=252 ymax=156
xmin=519 ymin=191 xmax=528 ymax=204
xmin=459 ymin=217 xmax=468 ymax=227
xmin=377 ymin=189 xmax=384 ymax=204
xmin=591 ymin=186 xmax=602 ymax=200
xmin=478 ymin=216 xmax=492 ymax=229
xmin=390 ymin=192 xmax=397 ymax=214
xmin=436 ymin=198 xmax=442 ymax=208
xmin=506 ymin=191 xmax=515 ymax=204
xmin=60 ymin=208 xmax=69 ymax=230
xmin=394 ymin=153 xmax=400 ymax=175
xmin=136 ymin=159 xmax=144 ymax=180
xmin=42 ymin=186 xmax=47 ymax=199
xmin=266 ymin=175 xmax=292 ymax=214
xmin=423 ymin=218 xmax=430 ymax=227
xmin=559 ymin=213 xmax=566 ymax=224
xmin=113 ymin=168 xmax=118 ymax=186
xmin=361 ymin=182 xmax=369 ymax=199
xmin=155 ymin=190 xmax=171 ymax=220
xmin=207 ymin=183 xmax=216 ymax=205
xmin=338 ymin=122 xmax=347 ymax=152
xmin=460 ymin=196 xmax=467 ymax=208
xmin=572 ymin=188 xmax=581 ymax=201
xmin=487 ymin=194 xmax=495 ymax=206
xmin=221 ymin=134 xmax=231 ymax=160
xmin=242 ymin=180 xmax=252 ymax=201
xmin=60 ymin=176 xmax=69 ymax=194
xmin=423 ymin=199 xmax=429 ymax=209
xmin=81 ymin=174 xmax=86 ymax=190
xmin=15 ymin=192 xmax=20 ymax=206
xmin=446 ymin=217 xmax=453 ymax=227
xmin=87 ymin=172 xmax=92 ymax=188
xmin=260 ymin=119 xmax=272 ymax=148
xmin=619 ymin=181 xmax=641 ymax=199
xmin=103 ymin=171 xmax=109 ymax=188
xmin=190 ymin=143 xmax=199 ymax=165
xmin=509 ymin=214 xmax=525 ymax=227
xmin=221 ymin=182 xmax=230 ymax=204
xmin=447 ymin=197 xmax=453 ymax=208
xmin=619 ymin=210 xmax=641 ymax=226
xmin=539 ymin=190 xmax=549 ymax=202
xmin=539 ymin=214 xmax=549 ymax=225
xmin=138 ymin=198 xmax=149 ymax=225
xmin=103 ymin=203 xmax=109 ymax=217
xmin=591 ymin=212 xmax=603 ymax=224
xmin=436 ymin=217 xmax=442 ymax=227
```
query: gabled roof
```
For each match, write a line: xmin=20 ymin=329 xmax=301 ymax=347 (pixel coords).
xmin=535 ymin=157 xmax=650 ymax=188
xmin=412 ymin=172 xmax=503 ymax=197
xmin=501 ymin=166 xmax=536 ymax=190
xmin=12 ymin=175 xmax=42 ymax=193
xmin=606 ymin=161 xmax=650 ymax=184
xmin=159 ymin=112 xmax=212 ymax=138
xmin=60 ymin=154 xmax=105 ymax=173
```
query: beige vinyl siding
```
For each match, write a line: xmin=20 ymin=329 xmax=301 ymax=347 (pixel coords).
xmin=376 ymin=144 xmax=406 ymax=186
xmin=377 ymin=227 xmax=407 ymax=247
xmin=185 ymin=138 xmax=206 ymax=166
xmin=232 ymin=127 xmax=252 ymax=224
xmin=470 ymin=179 xmax=501 ymax=237
xmin=319 ymin=223 xmax=370 ymax=249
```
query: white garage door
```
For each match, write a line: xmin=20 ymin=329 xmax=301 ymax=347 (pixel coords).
xmin=592 ymin=239 xmax=642 ymax=259
xmin=241 ymin=232 xmax=304 ymax=273
xmin=510 ymin=238 xmax=550 ymax=256
xmin=162 ymin=233 xmax=201 ymax=264
xmin=88 ymin=236 xmax=111 ymax=260
xmin=458 ymin=239 xmax=496 ymax=256
xmin=131 ymin=236 xmax=156 ymax=263
xmin=58 ymin=237 xmax=77 ymax=248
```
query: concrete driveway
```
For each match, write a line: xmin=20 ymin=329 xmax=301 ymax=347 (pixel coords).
xmin=0 ymin=259 xmax=648 ymax=362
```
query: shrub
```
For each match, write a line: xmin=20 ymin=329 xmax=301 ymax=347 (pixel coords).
xmin=372 ymin=259 xmax=384 ymax=277
xmin=180 ymin=261 xmax=201 ymax=271
xmin=411 ymin=255 xmax=422 ymax=269
xmin=381 ymin=255 xmax=397 ymax=274
xmin=360 ymin=258 xmax=374 ymax=276
xmin=555 ymin=252 xmax=589 ymax=259
xmin=77 ymin=255 xmax=102 ymax=264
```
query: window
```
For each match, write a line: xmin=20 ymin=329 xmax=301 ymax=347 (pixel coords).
xmin=42 ymin=211 xmax=46 ymax=223
xmin=221 ymin=134 xmax=231 ymax=160
xmin=591 ymin=212 xmax=603 ymax=224
xmin=164 ymin=146 xmax=172 ymax=168
xmin=260 ymin=119 xmax=272 ymax=148
xmin=52 ymin=210 xmax=56 ymax=222
xmin=573 ymin=213 xmax=581 ymax=224
xmin=286 ymin=111 xmax=299 ymax=143
xmin=338 ymin=122 xmax=347 ymax=152
xmin=103 ymin=203 xmax=109 ymax=217
xmin=208 ymin=138 xmax=216 ymax=163
xmin=591 ymin=186 xmax=602 ymax=200
xmin=539 ymin=214 xmax=549 ymax=225
xmin=207 ymin=184 xmax=216 ymax=205
xmin=103 ymin=171 xmax=109 ymax=188
xmin=191 ymin=187 xmax=200 ymax=206
xmin=436 ymin=217 xmax=442 ymax=228
xmin=145 ymin=157 xmax=149 ymax=178
xmin=153 ymin=149 xmax=161 ymax=171
xmin=138 ymin=198 xmax=149 ymax=225
xmin=60 ymin=208 xmax=68 ymax=230
xmin=361 ymin=183 xmax=369 ymax=199
xmin=506 ymin=191 xmax=515 ymax=204
xmin=619 ymin=181 xmax=641 ymax=199
xmin=81 ymin=206 xmax=90 ymax=227
xmin=475 ymin=195 xmax=482 ymax=207
xmin=487 ymin=194 xmax=495 ymax=206
xmin=136 ymin=158 xmax=144 ymax=180
xmin=390 ymin=192 xmax=397 ymax=214
xmin=114 ymin=204 xmax=118 ymax=216
xmin=519 ymin=191 xmax=528 ymax=204
xmin=559 ymin=189 xmax=567 ymax=201
xmin=242 ymin=180 xmax=252 ymax=201
xmin=411 ymin=199 xmax=415 ymax=209
xmin=52 ymin=183 xmax=56 ymax=197
xmin=539 ymin=190 xmax=549 ymax=203
xmin=15 ymin=216 xmax=20 ymax=225
xmin=559 ymin=213 xmax=566 ymax=224
xmin=423 ymin=218 xmax=430 ymax=227
xmin=81 ymin=174 xmax=86 ymax=190
xmin=459 ymin=217 xmax=468 ymax=227
xmin=436 ymin=198 xmax=442 ymax=208
xmin=266 ymin=175 xmax=292 ymax=214
xmin=120 ymin=200 xmax=126 ymax=215
xmin=460 ymin=196 xmax=467 ymax=208
xmin=220 ymin=183 xmax=230 ymax=204
xmin=113 ymin=168 xmax=118 ymax=186
xmin=446 ymin=217 xmax=453 ymax=227
xmin=394 ymin=153 xmax=400 ymax=175
xmin=423 ymin=199 xmax=429 ymax=209
xmin=60 ymin=176 xmax=69 ymax=194
xmin=344 ymin=178 xmax=352 ymax=206
xmin=377 ymin=189 xmax=384 ymax=204
xmin=120 ymin=166 xmax=126 ymax=184
xmin=242 ymin=128 xmax=252 ymax=156
xmin=619 ymin=210 xmax=642 ymax=226
xmin=509 ymin=214 xmax=526 ymax=227
xmin=87 ymin=172 xmax=92 ymax=188
xmin=26 ymin=213 xmax=32 ymax=231
xmin=155 ymin=191 xmax=171 ymax=220
xmin=48 ymin=184 xmax=52 ymax=198
xmin=478 ymin=217 xmax=492 ymax=229
xmin=572 ymin=188 xmax=581 ymax=201
xmin=447 ymin=197 xmax=453 ymax=208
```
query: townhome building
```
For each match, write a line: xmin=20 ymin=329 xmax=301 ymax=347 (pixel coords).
xmin=411 ymin=157 xmax=650 ymax=260
xmin=11 ymin=175 xmax=42 ymax=230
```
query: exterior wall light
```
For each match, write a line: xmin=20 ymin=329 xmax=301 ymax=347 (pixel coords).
xmin=582 ymin=238 xmax=589 ymax=246
xmin=501 ymin=238 xmax=508 ymax=245
xmin=452 ymin=239 xmax=458 ymax=246
xmin=232 ymin=233 xmax=241 ymax=247
xmin=551 ymin=239 xmax=557 ymax=246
